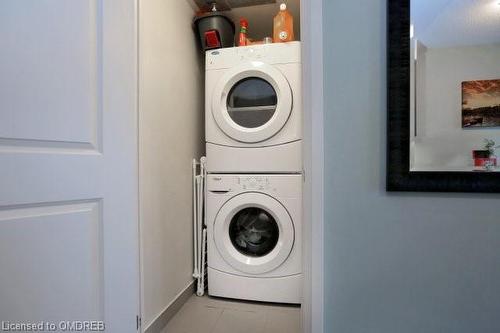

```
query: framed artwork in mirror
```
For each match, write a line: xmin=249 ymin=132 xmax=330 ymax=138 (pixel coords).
xmin=462 ymin=79 xmax=500 ymax=129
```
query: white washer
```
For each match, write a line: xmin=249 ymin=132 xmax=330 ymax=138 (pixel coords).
xmin=205 ymin=42 xmax=302 ymax=173
xmin=207 ymin=174 xmax=302 ymax=304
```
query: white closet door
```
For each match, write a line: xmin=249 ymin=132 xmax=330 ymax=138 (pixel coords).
xmin=0 ymin=1 xmax=140 ymax=331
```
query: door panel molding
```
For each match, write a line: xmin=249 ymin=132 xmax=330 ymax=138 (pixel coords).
xmin=0 ymin=0 xmax=103 ymax=151
xmin=0 ymin=199 xmax=104 ymax=321
xmin=0 ymin=137 xmax=100 ymax=154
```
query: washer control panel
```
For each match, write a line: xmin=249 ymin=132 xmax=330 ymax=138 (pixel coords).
xmin=207 ymin=175 xmax=301 ymax=196
xmin=238 ymin=176 xmax=271 ymax=191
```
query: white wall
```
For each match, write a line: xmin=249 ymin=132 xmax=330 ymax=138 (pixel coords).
xmin=324 ymin=1 xmax=500 ymax=332
xmin=413 ymin=44 xmax=500 ymax=170
xmin=139 ymin=0 xmax=204 ymax=329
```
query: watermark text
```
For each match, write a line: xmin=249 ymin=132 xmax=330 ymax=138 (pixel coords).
xmin=1 ymin=321 xmax=105 ymax=331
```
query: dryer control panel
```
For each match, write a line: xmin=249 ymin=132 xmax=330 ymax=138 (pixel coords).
xmin=205 ymin=42 xmax=301 ymax=70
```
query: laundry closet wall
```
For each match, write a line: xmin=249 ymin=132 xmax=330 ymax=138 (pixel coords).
xmin=323 ymin=0 xmax=500 ymax=332
xmin=139 ymin=0 xmax=204 ymax=330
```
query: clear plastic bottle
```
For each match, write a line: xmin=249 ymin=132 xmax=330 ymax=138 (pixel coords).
xmin=273 ymin=3 xmax=294 ymax=43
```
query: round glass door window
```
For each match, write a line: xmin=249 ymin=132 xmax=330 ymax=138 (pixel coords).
xmin=227 ymin=77 xmax=278 ymax=128
xmin=229 ymin=207 xmax=279 ymax=257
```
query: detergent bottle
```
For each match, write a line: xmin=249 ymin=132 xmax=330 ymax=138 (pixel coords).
xmin=273 ymin=3 xmax=294 ymax=43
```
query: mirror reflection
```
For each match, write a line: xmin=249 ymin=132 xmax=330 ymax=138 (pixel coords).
xmin=410 ymin=0 xmax=500 ymax=172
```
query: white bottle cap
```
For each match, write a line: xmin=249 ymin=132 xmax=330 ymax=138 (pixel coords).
xmin=280 ymin=3 xmax=287 ymax=11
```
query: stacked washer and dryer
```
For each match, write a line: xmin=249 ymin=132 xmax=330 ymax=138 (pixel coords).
xmin=205 ymin=41 xmax=302 ymax=304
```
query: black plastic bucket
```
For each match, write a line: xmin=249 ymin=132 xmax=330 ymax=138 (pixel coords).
xmin=194 ymin=13 xmax=235 ymax=51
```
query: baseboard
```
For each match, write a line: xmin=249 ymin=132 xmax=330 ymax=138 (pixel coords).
xmin=144 ymin=281 xmax=195 ymax=333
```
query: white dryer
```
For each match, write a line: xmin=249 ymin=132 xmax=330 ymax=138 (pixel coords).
xmin=207 ymin=174 xmax=301 ymax=304
xmin=205 ymin=42 xmax=302 ymax=173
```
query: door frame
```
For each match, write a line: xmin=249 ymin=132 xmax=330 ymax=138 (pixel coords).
xmin=301 ymin=0 xmax=325 ymax=333
xmin=102 ymin=0 xmax=141 ymax=329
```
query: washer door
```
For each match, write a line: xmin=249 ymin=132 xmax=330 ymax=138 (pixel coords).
xmin=214 ymin=192 xmax=294 ymax=275
xmin=212 ymin=61 xmax=293 ymax=143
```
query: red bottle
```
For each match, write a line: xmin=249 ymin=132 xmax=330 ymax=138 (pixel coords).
xmin=238 ymin=18 xmax=248 ymax=46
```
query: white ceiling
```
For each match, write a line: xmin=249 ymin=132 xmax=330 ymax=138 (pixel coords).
xmin=192 ymin=0 xmax=300 ymax=41
xmin=412 ymin=0 xmax=500 ymax=48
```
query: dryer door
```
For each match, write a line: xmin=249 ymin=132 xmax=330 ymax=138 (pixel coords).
xmin=214 ymin=192 xmax=294 ymax=275
xmin=212 ymin=62 xmax=293 ymax=143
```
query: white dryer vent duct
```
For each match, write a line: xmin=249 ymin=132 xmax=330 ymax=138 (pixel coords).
xmin=194 ymin=0 xmax=276 ymax=10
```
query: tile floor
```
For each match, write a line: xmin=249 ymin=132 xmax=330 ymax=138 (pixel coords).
xmin=162 ymin=295 xmax=301 ymax=333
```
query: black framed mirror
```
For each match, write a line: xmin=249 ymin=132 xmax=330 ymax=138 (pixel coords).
xmin=387 ymin=0 xmax=500 ymax=192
